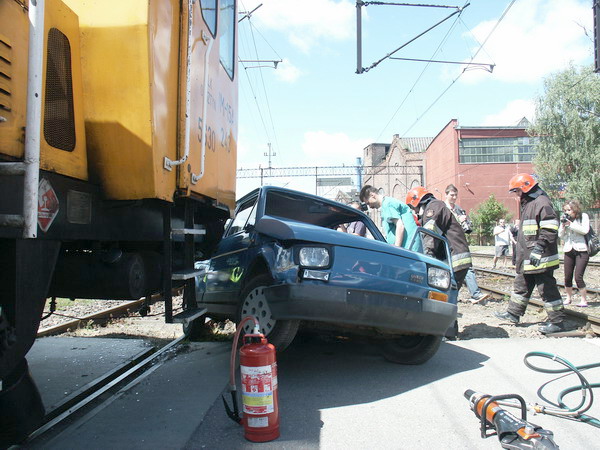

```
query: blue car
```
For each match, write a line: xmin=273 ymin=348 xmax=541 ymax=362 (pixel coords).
xmin=194 ymin=186 xmax=458 ymax=364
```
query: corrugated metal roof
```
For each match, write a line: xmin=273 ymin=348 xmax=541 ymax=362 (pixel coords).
xmin=397 ymin=137 xmax=433 ymax=153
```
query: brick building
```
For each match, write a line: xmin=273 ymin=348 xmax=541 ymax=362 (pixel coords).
xmin=425 ymin=118 xmax=535 ymax=218
xmin=362 ymin=118 xmax=536 ymax=221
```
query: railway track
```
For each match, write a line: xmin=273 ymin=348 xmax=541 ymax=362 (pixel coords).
xmin=474 ymin=267 xmax=600 ymax=334
xmin=471 ymin=251 xmax=600 ymax=268
xmin=26 ymin=335 xmax=186 ymax=446
xmin=37 ymin=299 xmax=147 ymax=337
xmin=474 ymin=267 xmax=600 ymax=297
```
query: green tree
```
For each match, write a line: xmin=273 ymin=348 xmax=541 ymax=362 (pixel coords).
xmin=530 ymin=64 xmax=600 ymax=208
xmin=470 ymin=194 xmax=511 ymax=245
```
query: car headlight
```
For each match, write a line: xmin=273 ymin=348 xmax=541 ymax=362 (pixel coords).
xmin=428 ymin=266 xmax=451 ymax=290
xmin=299 ymin=247 xmax=330 ymax=268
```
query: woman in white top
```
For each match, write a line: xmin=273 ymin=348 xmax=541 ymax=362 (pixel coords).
xmin=558 ymin=199 xmax=590 ymax=306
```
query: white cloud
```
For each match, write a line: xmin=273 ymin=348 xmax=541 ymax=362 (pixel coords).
xmin=480 ymin=99 xmax=536 ymax=126
xmin=461 ymin=0 xmax=592 ymax=84
xmin=250 ymin=0 xmax=355 ymax=52
xmin=301 ymin=131 xmax=371 ymax=166
xmin=274 ymin=59 xmax=303 ymax=83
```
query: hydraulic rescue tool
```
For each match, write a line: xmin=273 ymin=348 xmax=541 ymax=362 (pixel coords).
xmin=464 ymin=390 xmax=559 ymax=449
xmin=223 ymin=317 xmax=280 ymax=442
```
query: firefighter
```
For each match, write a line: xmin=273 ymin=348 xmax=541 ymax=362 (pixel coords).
xmin=406 ymin=186 xmax=472 ymax=289
xmin=494 ymin=174 xmax=566 ymax=334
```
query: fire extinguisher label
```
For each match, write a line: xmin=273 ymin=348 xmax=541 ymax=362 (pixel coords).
xmin=241 ymin=364 xmax=274 ymax=415
xmin=272 ymin=362 xmax=278 ymax=389
xmin=247 ymin=416 xmax=269 ymax=428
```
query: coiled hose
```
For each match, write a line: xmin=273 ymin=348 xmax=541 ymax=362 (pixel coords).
xmin=523 ymin=351 xmax=600 ymax=428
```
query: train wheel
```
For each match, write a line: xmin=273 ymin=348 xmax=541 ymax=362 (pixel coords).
xmin=0 ymin=359 xmax=45 ymax=447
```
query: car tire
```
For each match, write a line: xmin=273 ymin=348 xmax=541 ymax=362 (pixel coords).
xmin=182 ymin=317 xmax=213 ymax=341
xmin=380 ymin=334 xmax=442 ymax=365
xmin=238 ymin=274 xmax=299 ymax=352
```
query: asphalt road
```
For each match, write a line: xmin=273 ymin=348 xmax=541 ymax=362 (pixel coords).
xmin=32 ymin=336 xmax=600 ymax=449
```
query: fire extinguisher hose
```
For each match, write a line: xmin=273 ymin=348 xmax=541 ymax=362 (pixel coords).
xmin=229 ymin=316 xmax=260 ymax=389
xmin=222 ymin=316 xmax=260 ymax=424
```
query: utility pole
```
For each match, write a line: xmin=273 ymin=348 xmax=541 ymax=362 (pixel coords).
xmin=264 ymin=143 xmax=276 ymax=169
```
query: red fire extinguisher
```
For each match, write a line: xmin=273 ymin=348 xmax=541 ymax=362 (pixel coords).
xmin=223 ymin=317 xmax=280 ymax=442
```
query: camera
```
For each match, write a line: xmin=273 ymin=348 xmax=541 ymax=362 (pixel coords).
xmin=560 ymin=213 xmax=571 ymax=223
xmin=359 ymin=202 xmax=368 ymax=212
xmin=461 ymin=218 xmax=473 ymax=234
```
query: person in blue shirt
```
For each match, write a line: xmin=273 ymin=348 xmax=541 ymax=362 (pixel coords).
xmin=359 ymin=185 xmax=420 ymax=252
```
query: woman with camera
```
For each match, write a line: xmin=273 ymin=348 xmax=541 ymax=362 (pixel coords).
xmin=559 ymin=199 xmax=590 ymax=307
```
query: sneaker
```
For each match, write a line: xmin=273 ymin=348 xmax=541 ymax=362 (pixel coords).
xmin=470 ymin=293 xmax=490 ymax=304
xmin=539 ymin=322 xmax=565 ymax=334
xmin=494 ymin=310 xmax=519 ymax=324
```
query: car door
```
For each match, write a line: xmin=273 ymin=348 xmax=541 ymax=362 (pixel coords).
xmin=203 ymin=193 xmax=258 ymax=312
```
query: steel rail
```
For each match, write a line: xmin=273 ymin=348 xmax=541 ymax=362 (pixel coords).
xmin=27 ymin=335 xmax=186 ymax=443
xmin=471 ymin=252 xmax=600 ymax=268
xmin=477 ymin=282 xmax=600 ymax=332
xmin=37 ymin=299 xmax=146 ymax=337
xmin=473 ymin=267 xmax=600 ymax=296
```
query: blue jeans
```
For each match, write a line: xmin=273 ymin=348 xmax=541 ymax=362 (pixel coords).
xmin=464 ymin=268 xmax=482 ymax=299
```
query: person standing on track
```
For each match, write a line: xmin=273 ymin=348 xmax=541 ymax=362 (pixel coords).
xmin=559 ymin=199 xmax=590 ymax=307
xmin=444 ymin=184 xmax=489 ymax=304
xmin=492 ymin=219 xmax=511 ymax=269
xmin=494 ymin=174 xmax=566 ymax=335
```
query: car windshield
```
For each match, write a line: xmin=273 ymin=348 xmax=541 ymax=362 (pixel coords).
xmin=264 ymin=190 xmax=365 ymax=230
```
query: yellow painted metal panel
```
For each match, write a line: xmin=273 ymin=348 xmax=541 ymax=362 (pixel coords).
xmin=63 ymin=0 xmax=157 ymax=199
xmin=0 ymin=4 xmax=28 ymax=159
xmin=177 ymin=0 xmax=237 ymax=212
xmin=40 ymin=0 xmax=88 ymax=180
xmin=148 ymin=0 xmax=180 ymax=201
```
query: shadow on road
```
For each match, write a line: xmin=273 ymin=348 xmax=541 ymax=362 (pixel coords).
xmin=185 ymin=334 xmax=489 ymax=448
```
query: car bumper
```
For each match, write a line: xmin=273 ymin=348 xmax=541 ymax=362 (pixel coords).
xmin=264 ymin=284 xmax=457 ymax=337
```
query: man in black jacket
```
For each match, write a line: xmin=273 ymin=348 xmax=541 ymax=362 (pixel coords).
xmin=494 ymin=174 xmax=565 ymax=334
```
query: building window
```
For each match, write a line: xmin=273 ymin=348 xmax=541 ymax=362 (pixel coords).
xmin=219 ymin=0 xmax=235 ymax=79
xmin=459 ymin=137 xmax=538 ymax=164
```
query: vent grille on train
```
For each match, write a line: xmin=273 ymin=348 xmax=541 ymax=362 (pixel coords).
xmin=0 ymin=36 xmax=12 ymax=117
xmin=44 ymin=28 xmax=76 ymax=152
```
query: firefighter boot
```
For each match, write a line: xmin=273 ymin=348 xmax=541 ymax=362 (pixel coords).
xmin=539 ymin=322 xmax=565 ymax=334
xmin=494 ymin=310 xmax=519 ymax=324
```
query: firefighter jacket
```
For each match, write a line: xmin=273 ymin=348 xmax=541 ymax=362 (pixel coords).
xmin=515 ymin=186 xmax=559 ymax=274
xmin=421 ymin=197 xmax=472 ymax=272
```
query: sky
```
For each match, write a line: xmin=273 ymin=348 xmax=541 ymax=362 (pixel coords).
xmin=234 ymin=0 xmax=594 ymax=197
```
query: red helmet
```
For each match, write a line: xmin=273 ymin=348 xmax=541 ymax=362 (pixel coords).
xmin=508 ymin=173 xmax=537 ymax=193
xmin=406 ymin=186 xmax=430 ymax=208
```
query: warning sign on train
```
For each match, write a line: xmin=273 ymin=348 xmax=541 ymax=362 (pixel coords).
xmin=38 ymin=178 xmax=59 ymax=232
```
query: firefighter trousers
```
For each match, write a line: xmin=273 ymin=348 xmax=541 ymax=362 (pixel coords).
xmin=507 ymin=271 xmax=565 ymax=324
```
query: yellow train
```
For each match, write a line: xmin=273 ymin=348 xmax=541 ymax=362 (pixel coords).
xmin=0 ymin=0 xmax=238 ymax=442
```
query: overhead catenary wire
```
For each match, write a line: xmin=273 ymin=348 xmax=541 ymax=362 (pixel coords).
xmin=374 ymin=1 xmax=467 ymax=142
xmin=242 ymin=8 xmax=282 ymax=161
xmin=400 ymin=0 xmax=517 ymax=138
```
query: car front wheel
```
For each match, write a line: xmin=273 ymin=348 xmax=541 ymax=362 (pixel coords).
xmin=380 ymin=334 xmax=442 ymax=365
xmin=238 ymin=274 xmax=299 ymax=352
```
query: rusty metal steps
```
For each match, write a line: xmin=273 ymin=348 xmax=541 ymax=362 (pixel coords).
xmin=172 ymin=307 xmax=207 ymax=324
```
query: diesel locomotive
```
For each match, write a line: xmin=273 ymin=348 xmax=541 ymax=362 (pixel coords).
xmin=0 ymin=0 xmax=238 ymax=443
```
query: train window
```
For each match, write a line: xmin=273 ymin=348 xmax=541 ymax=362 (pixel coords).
xmin=199 ymin=0 xmax=217 ymax=36
xmin=219 ymin=0 xmax=235 ymax=79
xmin=44 ymin=28 xmax=76 ymax=152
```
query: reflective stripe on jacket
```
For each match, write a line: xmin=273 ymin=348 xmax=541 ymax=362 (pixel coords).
xmin=422 ymin=198 xmax=472 ymax=272
xmin=515 ymin=187 xmax=560 ymax=274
